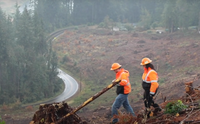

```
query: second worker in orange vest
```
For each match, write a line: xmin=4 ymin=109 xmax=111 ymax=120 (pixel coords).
xmin=141 ymin=57 xmax=161 ymax=117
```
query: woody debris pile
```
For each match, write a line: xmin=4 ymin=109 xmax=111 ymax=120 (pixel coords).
xmin=29 ymin=102 xmax=87 ymax=124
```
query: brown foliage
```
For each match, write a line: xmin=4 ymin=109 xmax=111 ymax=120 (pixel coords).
xmin=112 ymin=112 xmax=137 ymax=124
xmin=25 ymin=105 xmax=34 ymax=111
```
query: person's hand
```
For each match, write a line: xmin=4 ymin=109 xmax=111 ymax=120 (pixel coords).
xmin=115 ymin=79 xmax=121 ymax=83
xmin=150 ymin=93 xmax=154 ymax=98
xmin=112 ymin=79 xmax=120 ymax=85
xmin=112 ymin=79 xmax=116 ymax=83
xmin=112 ymin=79 xmax=116 ymax=84
xmin=112 ymin=79 xmax=120 ymax=83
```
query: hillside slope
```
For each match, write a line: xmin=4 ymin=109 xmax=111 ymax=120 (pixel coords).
xmin=51 ymin=26 xmax=200 ymax=123
xmin=53 ymin=26 xmax=200 ymax=107
xmin=2 ymin=26 xmax=200 ymax=124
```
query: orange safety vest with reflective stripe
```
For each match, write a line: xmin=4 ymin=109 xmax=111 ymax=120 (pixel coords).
xmin=142 ymin=68 xmax=159 ymax=95
xmin=116 ymin=68 xmax=131 ymax=94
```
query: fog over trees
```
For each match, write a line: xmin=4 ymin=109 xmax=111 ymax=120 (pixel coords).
xmin=33 ymin=0 xmax=200 ymax=32
xmin=0 ymin=0 xmax=200 ymax=105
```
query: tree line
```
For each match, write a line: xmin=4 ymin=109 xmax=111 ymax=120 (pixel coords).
xmin=0 ymin=5 xmax=62 ymax=104
xmin=32 ymin=0 xmax=200 ymax=32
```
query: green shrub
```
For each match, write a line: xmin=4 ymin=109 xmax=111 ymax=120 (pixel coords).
xmin=0 ymin=116 xmax=5 ymax=124
xmin=62 ymin=54 xmax=69 ymax=64
xmin=147 ymin=30 xmax=152 ymax=33
xmin=98 ymin=22 xmax=105 ymax=28
xmin=165 ymin=100 xmax=187 ymax=115
xmin=151 ymin=22 xmax=158 ymax=29
xmin=124 ymin=24 xmax=133 ymax=31
xmin=74 ymin=26 xmax=79 ymax=30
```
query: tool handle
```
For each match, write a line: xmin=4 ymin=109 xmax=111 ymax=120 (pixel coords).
xmin=54 ymin=81 xmax=119 ymax=124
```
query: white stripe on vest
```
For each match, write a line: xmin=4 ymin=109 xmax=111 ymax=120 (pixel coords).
xmin=143 ymin=70 xmax=157 ymax=83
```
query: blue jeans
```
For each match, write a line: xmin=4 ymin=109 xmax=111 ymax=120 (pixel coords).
xmin=112 ymin=94 xmax=135 ymax=123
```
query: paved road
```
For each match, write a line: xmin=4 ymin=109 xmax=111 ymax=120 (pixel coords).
xmin=45 ymin=69 xmax=79 ymax=104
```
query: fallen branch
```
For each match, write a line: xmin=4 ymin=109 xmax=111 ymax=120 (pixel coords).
xmin=180 ymin=93 xmax=194 ymax=124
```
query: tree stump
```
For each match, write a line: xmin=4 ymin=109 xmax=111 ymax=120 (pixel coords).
xmin=30 ymin=102 xmax=87 ymax=124
xmin=185 ymin=81 xmax=194 ymax=95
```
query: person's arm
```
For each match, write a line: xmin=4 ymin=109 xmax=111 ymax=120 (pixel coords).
xmin=119 ymin=73 xmax=129 ymax=86
xmin=149 ymin=71 xmax=159 ymax=95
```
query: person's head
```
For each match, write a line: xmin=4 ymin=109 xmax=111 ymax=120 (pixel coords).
xmin=140 ymin=57 xmax=155 ymax=70
xmin=110 ymin=63 xmax=122 ymax=73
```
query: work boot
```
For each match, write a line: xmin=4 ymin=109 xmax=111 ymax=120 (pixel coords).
xmin=153 ymin=104 xmax=162 ymax=113
xmin=153 ymin=107 xmax=162 ymax=115
xmin=145 ymin=108 xmax=151 ymax=118
xmin=111 ymin=119 xmax=118 ymax=124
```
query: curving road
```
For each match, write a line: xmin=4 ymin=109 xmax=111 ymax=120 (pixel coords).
xmin=19 ymin=2 xmax=80 ymax=105
xmin=43 ymin=32 xmax=79 ymax=104
xmin=43 ymin=30 xmax=80 ymax=104
xmin=45 ymin=69 xmax=79 ymax=104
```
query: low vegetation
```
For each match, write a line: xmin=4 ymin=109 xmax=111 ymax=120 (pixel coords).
xmin=164 ymin=100 xmax=187 ymax=115
xmin=0 ymin=117 xmax=5 ymax=124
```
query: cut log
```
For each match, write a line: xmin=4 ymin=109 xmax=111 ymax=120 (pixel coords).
xmin=185 ymin=81 xmax=194 ymax=95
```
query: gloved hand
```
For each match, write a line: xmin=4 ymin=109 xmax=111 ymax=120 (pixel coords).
xmin=112 ymin=79 xmax=116 ymax=83
xmin=150 ymin=93 xmax=154 ymax=98
xmin=112 ymin=79 xmax=120 ymax=84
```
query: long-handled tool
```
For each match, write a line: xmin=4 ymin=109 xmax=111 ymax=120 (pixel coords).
xmin=53 ymin=79 xmax=120 ymax=124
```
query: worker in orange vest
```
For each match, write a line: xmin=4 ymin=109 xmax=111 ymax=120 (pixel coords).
xmin=140 ymin=58 xmax=161 ymax=117
xmin=110 ymin=63 xmax=135 ymax=124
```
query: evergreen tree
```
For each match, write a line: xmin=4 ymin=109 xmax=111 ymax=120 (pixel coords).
xmin=161 ymin=0 xmax=178 ymax=32
xmin=0 ymin=5 xmax=61 ymax=104
xmin=0 ymin=8 xmax=9 ymax=103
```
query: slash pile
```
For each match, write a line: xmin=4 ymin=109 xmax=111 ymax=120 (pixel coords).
xmin=129 ymin=81 xmax=200 ymax=124
xmin=29 ymin=102 xmax=87 ymax=124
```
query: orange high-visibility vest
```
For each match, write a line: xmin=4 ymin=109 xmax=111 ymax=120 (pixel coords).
xmin=116 ymin=68 xmax=131 ymax=94
xmin=142 ymin=68 xmax=159 ymax=95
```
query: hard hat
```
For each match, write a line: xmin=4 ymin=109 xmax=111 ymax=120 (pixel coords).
xmin=140 ymin=57 xmax=152 ymax=65
xmin=110 ymin=63 xmax=121 ymax=70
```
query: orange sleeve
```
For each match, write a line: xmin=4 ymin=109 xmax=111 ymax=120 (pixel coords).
xmin=150 ymin=82 xmax=159 ymax=94
xmin=149 ymin=71 xmax=159 ymax=94
xmin=119 ymin=73 xmax=129 ymax=86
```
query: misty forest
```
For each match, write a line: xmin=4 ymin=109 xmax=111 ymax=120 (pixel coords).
xmin=1 ymin=0 xmax=200 ymax=105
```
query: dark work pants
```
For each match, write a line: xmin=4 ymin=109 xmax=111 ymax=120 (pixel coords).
xmin=142 ymin=82 xmax=159 ymax=109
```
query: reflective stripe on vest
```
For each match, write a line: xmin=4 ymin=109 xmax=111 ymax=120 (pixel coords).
xmin=143 ymin=70 xmax=157 ymax=83
xmin=126 ymin=82 xmax=130 ymax=86
xmin=122 ymin=79 xmax=128 ymax=82
xmin=117 ymin=82 xmax=130 ymax=86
